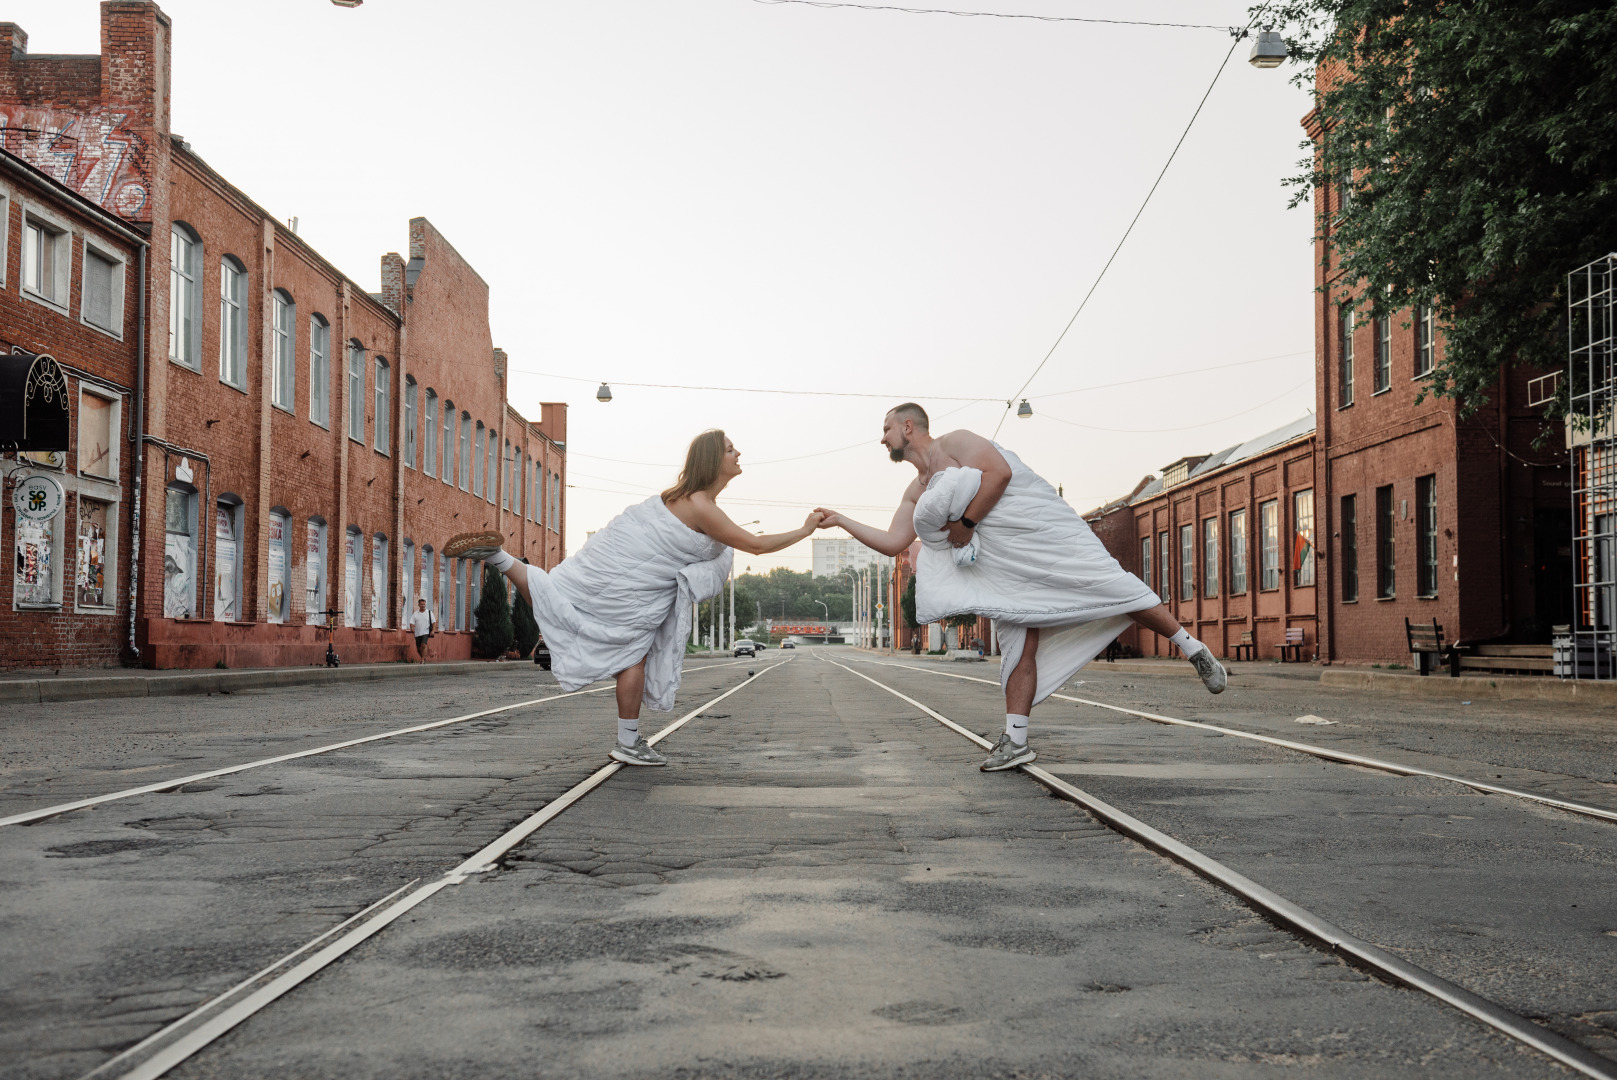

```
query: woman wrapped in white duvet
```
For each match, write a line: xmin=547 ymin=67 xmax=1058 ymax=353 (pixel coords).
xmin=817 ymin=403 xmax=1225 ymax=773
xmin=443 ymin=430 xmax=821 ymax=766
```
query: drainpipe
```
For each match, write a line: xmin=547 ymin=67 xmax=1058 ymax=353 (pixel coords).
xmin=124 ymin=243 xmax=147 ymax=666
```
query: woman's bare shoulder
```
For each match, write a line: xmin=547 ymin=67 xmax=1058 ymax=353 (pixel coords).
xmin=663 ymin=491 xmax=716 ymax=534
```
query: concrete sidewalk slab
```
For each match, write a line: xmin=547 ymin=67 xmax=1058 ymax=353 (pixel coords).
xmin=1320 ymin=667 xmax=1617 ymax=705
xmin=0 ymin=660 xmax=492 ymax=706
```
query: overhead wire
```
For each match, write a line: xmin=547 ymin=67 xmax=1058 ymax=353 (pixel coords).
xmin=747 ymin=0 xmax=1236 ymax=31
xmin=1038 ymin=378 xmax=1312 ymax=434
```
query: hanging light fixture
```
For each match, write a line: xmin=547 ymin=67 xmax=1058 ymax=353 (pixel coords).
xmin=596 ymin=383 xmax=613 ymax=403
xmin=330 ymin=0 xmax=363 ymax=7
xmin=1249 ymin=30 xmax=1287 ymax=69
xmin=1016 ymin=399 xmax=1033 ymax=419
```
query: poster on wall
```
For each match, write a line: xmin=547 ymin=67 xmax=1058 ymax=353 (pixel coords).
xmin=77 ymin=499 xmax=107 ymax=607
xmin=163 ymin=531 xmax=193 ymax=618
xmin=344 ymin=531 xmax=361 ymax=627
xmin=15 ymin=516 xmax=53 ymax=605
xmin=214 ymin=507 xmax=237 ymax=621
xmin=306 ymin=521 xmax=324 ymax=623
xmin=267 ymin=515 xmax=286 ymax=623
xmin=370 ymin=536 xmax=384 ymax=628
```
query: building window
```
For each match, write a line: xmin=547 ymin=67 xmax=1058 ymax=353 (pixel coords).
xmin=1158 ymin=530 xmax=1171 ymax=604
xmin=1341 ymin=495 xmax=1359 ymax=602
xmin=344 ymin=525 xmax=363 ymax=627
xmin=503 ymin=442 xmax=513 ymax=511
xmin=422 ymin=388 xmax=436 ymax=476
xmin=1259 ymin=500 xmax=1280 ymax=590
xmin=1293 ymin=490 xmax=1315 ymax=586
xmin=419 ymin=544 xmax=435 ymax=615
xmin=1179 ymin=524 xmax=1194 ymax=603
xmin=551 ymin=470 xmax=561 ymax=530
xmin=1140 ymin=535 xmax=1153 ymax=593
xmin=77 ymin=387 xmax=119 ymax=480
xmin=534 ymin=459 xmax=544 ymax=524
xmin=459 ymin=414 xmax=472 ymax=490
xmin=1228 ymin=508 xmax=1248 ymax=595
xmin=15 ymin=499 xmax=61 ymax=609
xmin=1416 ymin=474 xmax=1438 ymax=597
xmin=442 ymin=400 xmax=456 ymax=486
xmin=468 ymin=562 xmax=481 ymax=632
xmin=487 ymin=435 xmax=498 ymax=504
xmin=163 ymin=485 xmax=198 ymax=618
xmin=438 ymin=553 xmax=451 ymax=630
xmin=309 ymin=316 xmax=331 ymax=427
xmin=82 ymin=244 xmax=126 ymax=336
xmin=272 ymin=290 xmax=296 ymax=411
xmin=267 ymin=509 xmax=291 ymax=623
xmin=1338 ymin=306 xmax=1355 ymax=407
xmin=374 ymin=357 xmax=390 ymax=454
xmin=454 ymin=558 xmax=467 ymax=630
xmin=1373 ymin=316 xmax=1391 ymax=393
xmin=348 ymin=343 xmax=366 ymax=442
xmin=1417 ymin=305 xmax=1435 ymax=377
xmin=168 ymin=225 xmax=201 ymax=366
xmin=371 ymin=533 xmax=389 ymax=628
xmin=306 ymin=517 xmax=329 ymax=625
xmin=76 ymin=496 xmax=111 ymax=609
xmin=1376 ymin=485 xmax=1396 ymax=599
xmin=23 ymin=212 xmax=71 ymax=309
xmin=403 ymin=376 xmax=416 ymax=467
xmin=473 ymin=422 xmax=485 ymax=496
xmin=219 ymin=258 xmax=246 ymax=388
xmin=214 ymin=497 xmax=244 ymax=621
xmin=1203 ymin=518 xmax=1219 ymax=598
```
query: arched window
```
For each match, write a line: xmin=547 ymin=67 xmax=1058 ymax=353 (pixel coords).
xmin=422 ymin=388 xmax=437 ymax=476
xmin=486 ymin=434 xmax=498 ymax=505
xmin=168 ymin=223 xmax=202 ymax=370
xmin=459 ymin=412 xmax=472 ymax=490
xmin=347 ymin=341 xmax=365 ymax=442
xmin=267 ymin=507 xmax=292 ymax=624
xmin=218 ymin=256 xmax=247 ymax=389
xmin=371 ymin=532 xmax=389 ymax=627
xmin=400 ymin=537 xmax=415 ymax=623
xmin=214 ymin=493 xmax=245 ymax=621
xmin=374 ymin=357 xmax=391 ymax=454
xmin=442 ymin=400 xmax=456 ymax=487
xmin=402 ymin=375 xmax=416 ymax=468
xmin=309 ymin=315 xmax=331 ymax=426
xmin=419 ymin=543 xmax=435 ymax=614
xmin=343 ymin=524 xmax=363 ymax=626
xmin=271 ymin=289 xmax=296 ymax=411
xmin=305 ymin=516 xmax=329 ymax=625
xmin=472 ymin=421 xmax=485 ymax=496
xmin=162 ymin=481 xmax=198 ymax=617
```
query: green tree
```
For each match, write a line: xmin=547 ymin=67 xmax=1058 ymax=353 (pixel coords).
xmin=512 ymin=581 xmax=540 ymax=659
xmin=900 ymin=575 xmax=918 ymax=630
xmin=1258 ymin=0 xmax=1617 ymax=418
xmin=472 ymin=563 xmax=514 ymax=659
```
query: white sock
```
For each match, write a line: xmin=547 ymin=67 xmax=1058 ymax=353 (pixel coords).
xmin=1169 ymin=629 xmax=1202 ymax=659
xmin=488 ymin=549 xmax=516 ymax=573
xmin=617 ymin=716 xmax=640 ymax=747
xmin=1004 ymin=714 xmax=1029 ymax=746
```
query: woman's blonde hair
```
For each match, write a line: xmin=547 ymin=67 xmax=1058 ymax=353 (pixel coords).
xmin=662 ymin=429 xmax=727 ymax=503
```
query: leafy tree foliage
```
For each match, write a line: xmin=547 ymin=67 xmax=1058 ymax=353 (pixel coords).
xmin=472 ymin=562 xmax=514 ymax=659
xmin=1258 ymin=0 xmax=1617 ymax=415
xmin=512 ymin=577 xmax=540 ymax=659
xmin=900 ymin=575 xmax=918 ymax=630
xmin=734 ymin=567 xmax=856 ymax=622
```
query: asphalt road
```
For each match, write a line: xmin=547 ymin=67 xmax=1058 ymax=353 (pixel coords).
xmin=1 ymin=649 xmax=1612 ymax=1079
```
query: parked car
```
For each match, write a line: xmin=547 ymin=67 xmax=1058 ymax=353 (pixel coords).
xmin=781 ymin=640 xmax=796 ymax=649
xmin=733 ymin=639 xmax=758 ymax=657
xmin=533 ymin=635 xmax=552 ymax=670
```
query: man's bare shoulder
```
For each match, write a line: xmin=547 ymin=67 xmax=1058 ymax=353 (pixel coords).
xmin=899 ymin=476 xmax=924 ymax=505
xmin=934 ymin=429 xmax=1007 ymax=470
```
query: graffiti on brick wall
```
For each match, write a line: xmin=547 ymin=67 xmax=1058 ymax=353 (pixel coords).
xmin=0 ymin=106 xmax=152 ymax=220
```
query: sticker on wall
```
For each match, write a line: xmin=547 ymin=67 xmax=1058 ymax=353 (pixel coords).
xmin=12 ymin=473 xmax=64 ymax=522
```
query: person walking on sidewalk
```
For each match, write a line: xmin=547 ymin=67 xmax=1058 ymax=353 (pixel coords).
xmin=408 ymin=598 xmax=436 ymax=661
xmin=817 ymin=403 xmax=1226 ymax=774
xmin=441 ymin=429 xmax=821 ymax=767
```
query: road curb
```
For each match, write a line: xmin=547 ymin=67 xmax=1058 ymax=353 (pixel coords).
xmin=0 ymin=661 xmax=493 ymax=705
xmin=1319 ymin=668 xmax=1617 ymax=705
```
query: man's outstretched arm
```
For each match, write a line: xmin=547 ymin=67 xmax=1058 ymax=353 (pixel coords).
xmin=815 ymin=491 xmax=919 ymax=557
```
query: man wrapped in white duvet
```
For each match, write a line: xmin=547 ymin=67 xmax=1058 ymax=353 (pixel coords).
xmin=443 ymin=430 xmax=821 ymax=766
xmin=817 ymin=403 xmax=1225 ymax=773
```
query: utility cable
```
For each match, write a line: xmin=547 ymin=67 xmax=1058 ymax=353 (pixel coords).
xmin=748 ymin=0 xmax=1235 ymax=31
xmin=1038 ymin=378 xmax=1311 ymax=434
xmin=510 ymin=366 xmax=989 ymax=403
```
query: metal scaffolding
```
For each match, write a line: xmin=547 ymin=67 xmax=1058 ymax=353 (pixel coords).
xmin=1566 ymin=253 xmax=1617 ymax=678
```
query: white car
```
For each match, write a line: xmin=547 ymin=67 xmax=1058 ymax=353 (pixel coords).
xmin=733 ymin=639 xmax=759 ymax=657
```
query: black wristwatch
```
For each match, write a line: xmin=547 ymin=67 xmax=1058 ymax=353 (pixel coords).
xmin=958 ymin=515 xmax=977 ymax=530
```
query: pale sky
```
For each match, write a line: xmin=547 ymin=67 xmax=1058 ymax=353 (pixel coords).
xmin=18 ymin=0 xmax=1318 ymax=575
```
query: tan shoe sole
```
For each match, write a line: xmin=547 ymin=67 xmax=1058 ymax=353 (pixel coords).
xmin=441 ymin=530 xmax=506 ymax=559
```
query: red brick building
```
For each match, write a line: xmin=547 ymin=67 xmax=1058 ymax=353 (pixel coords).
xmin=0 ymin=3 xmax=567 ymax=669
xmin=0 ymin=147 xmax=145 ymax=668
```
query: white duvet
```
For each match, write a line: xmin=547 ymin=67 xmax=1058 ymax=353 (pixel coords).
xmin=913 ymin=444 xmax=1159 ymax=707
xmin=519 ymin=496 xmax=732 ymax=711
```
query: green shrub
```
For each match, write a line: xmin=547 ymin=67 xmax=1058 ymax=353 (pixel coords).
xmin=472 ymin=562 xmax=514 ymax=658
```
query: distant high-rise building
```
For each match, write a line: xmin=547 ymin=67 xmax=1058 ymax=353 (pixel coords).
xmin=812 ymin=538 xmax=893 ymax=578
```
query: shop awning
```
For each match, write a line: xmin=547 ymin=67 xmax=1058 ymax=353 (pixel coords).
xmin=0 ymin=348 xmax=70 ymax=452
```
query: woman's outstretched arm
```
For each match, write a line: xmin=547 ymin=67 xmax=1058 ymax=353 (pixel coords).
xmin=683 ymin=496 xmax=823 ymax=555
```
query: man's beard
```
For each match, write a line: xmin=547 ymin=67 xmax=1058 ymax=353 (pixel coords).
xmin=889 ymin=446 xmax=906 ymax=463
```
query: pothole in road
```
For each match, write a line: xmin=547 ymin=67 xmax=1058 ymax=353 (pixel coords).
xmin=45 ymin=837 xmax=188 ymax=858
xmin=873 ymin=1000 xmax=966 ymax=1025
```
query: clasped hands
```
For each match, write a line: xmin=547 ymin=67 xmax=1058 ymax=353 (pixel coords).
xmin=811 ymin=507 xmax=975 ymax=548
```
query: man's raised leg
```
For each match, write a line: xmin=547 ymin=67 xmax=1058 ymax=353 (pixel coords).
xmin=1130 ymin=603 xmax=1227 ymax=694
xmin=982 ymin=627 xmax=1039 ymax=772
xmin=609 ymin=656 xmax=666 ymax=766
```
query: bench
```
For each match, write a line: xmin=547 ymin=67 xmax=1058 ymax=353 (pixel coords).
xmin=1278 ymin=627 xmax=1306 ymax=663
xmin=1457 ymin=644 xmax=1554 ymax=676
xmin=1405 ymin=617 xmax=1454 ymax=676
xmin=1231 ymin=631 xmax=1256 ymax=662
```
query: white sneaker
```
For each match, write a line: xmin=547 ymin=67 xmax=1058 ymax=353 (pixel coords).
xmin=1188 ymin=646 xmax=1228 ymax=694
xmin=610 ymin=737 xmax=668 ymax=766
xmin=979 ymin=733 xmax=1036 ymax=772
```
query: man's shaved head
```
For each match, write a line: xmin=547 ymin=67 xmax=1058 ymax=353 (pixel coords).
xmin=887 ymin=402 xmax=929 ymax=431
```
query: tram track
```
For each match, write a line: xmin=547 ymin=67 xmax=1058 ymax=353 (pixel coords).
xmin=818 ymin=651 xmax=1617 ymax=1080
xmin=0 ymin=658 xmax=758 ymax=829
xmin=74 ymin=657 xmax=791 ymax=1080
xmin=845 ymin=655 xmax=1617 ymax=824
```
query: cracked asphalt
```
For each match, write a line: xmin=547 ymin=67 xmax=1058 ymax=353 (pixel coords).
xmin=1 ymin=649 xmax=1613 ymax=1079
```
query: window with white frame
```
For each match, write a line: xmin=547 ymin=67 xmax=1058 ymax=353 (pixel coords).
xmin=1373 ymin=316 xmax=1391 ymax=394
xmin=0 ymin=190 xmax=9 ymax=284
xmin=442 ymin=400 xmax=456 ymax=486
xmin=486 ymin=434 xmax=497 ymax=504
xmin=24 ymin=210 xmax=71 ymax=309
xmin=419 ymin=544 xmax=435 ymax=616
xmin=1228 ymin=508 xmax=1248 ymax=595
xmin=272 ymin=290 xmax=295 ymax=411
xmin=81 ymin=242 xmax=126 ymax=336
xmin=1417 ymin=305 xmax=1435 ymax=377
xmin=1259 ymin=500 xmax=1280 ymax=590
xmin=551 ymin=470 xmax=561 ymax=530
xmin=1203 ymin=517 xmax=1219 ymax=598
xmin=163 ymin=484 xmax=198 ymax=617
xmin=77 ymin=387 xmax=120 ymax=480
xmin=344 ymin=525 xmax=363 ymax=626
xmin=306 ymin=517 xmax=329 ymax=625
xmin=533 ymin=458 xmax=542 ymax=524
xmin=77 ymin=496 xmax=112 ymax=609
xmin=404 ymin=375 xmax=417 ymax=467
xmin=1293 ymin=489 xmax=1316 ymax=587
xmin=437 ymin=553 xmax=451 ymax=630
xmin=459 ymin=413 xmax=472 ymax=490
xmin=309 ymin=315 xmax=331 ymax=427
xmin=267 ymin=508 xmax=291 ymax=623
xmin=214 ymin=496 xmax=244 ymax=621
xmin=472 ymin=422 xmax=484 ymax=496
xmin=401 ymin=539 xmax=415 ymax=623
xmin=347 ymin=342 xmax=365 ymax=442
xmin=374 ymin=357 xmax=390 ymax=454
xmin=454 ymin=558 xmax=466 ymax=630
xmin=372 ymin=533 xmax=389 ymax=627
xmin=422 ymin=387 xmax=436 ymax=475
xmin=1178 ymin=524 xmax=1194 ymax=603
xmin=168 ymin=224 xmax=201 ymax=366
xmin=1140 ymin=535 xmax=1152 ymax=593
xmin=219 ymin=257 xmax=247 ymax=388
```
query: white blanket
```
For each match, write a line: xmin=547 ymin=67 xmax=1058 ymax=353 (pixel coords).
xmin=520 ymin=496 xmax=732 ymax=711
xmin=913 ymin=444 xmax=1160 ymax=707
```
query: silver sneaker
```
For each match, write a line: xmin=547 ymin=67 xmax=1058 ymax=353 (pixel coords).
xmin=979 ymin=733 xmax=1036 ymax=772
xmin=610 ymin=737 xmax=668 ymax=766
xmin=441 ymin=530 xmax=506 ymax=561
xmin=1188 ymin=646 xmax=1228 ymax=694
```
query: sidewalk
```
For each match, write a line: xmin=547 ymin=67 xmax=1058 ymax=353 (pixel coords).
xmin=0 ymin=660 xmax=494 ymax=706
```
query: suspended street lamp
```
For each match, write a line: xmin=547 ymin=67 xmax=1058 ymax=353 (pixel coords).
xmin=1249 ymin=30 xmax=1287 ymax=69
xmin=596 ymin=382 xmax=613 ymax=402
xmin=1016 ymin=398 xmax=1033 ymax=419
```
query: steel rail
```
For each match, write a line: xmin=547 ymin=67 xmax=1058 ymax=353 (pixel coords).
xmin=819 ymin=653 xmax=1617 ymax=1080
xmin=848 ymin=656 xmax=1617 ymax=824
xmin=94 ymin=659 xmax=789 ymax=1080
xmin=1 ymin=658 xmax=757 ymax=829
